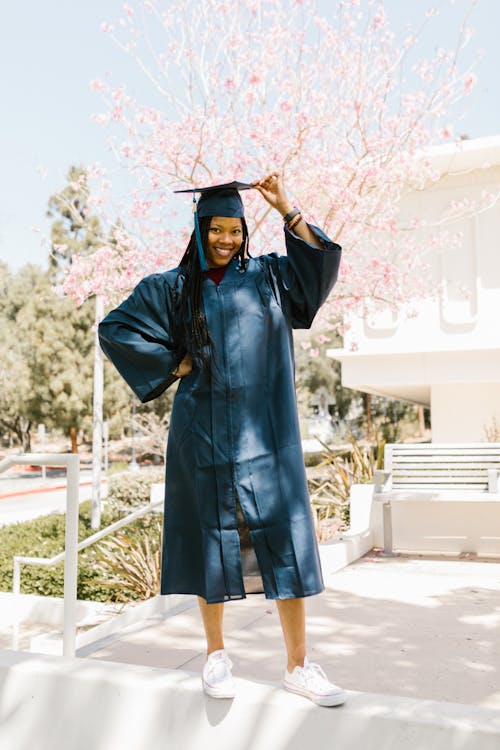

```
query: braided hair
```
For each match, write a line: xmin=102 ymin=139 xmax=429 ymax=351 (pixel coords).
xmin=175 ymin=215 xmax=250 ymax=373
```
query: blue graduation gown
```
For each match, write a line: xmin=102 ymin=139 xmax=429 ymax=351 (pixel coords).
xmin=98 ymin=225 xmax=341 ymax=603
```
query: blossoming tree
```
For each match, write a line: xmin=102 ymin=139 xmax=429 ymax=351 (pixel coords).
xmin=61 ymin=0 xmax=489 ymax=347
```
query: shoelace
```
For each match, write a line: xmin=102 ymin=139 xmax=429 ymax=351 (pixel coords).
xmin=204 ymin=652 xmax=233 ymax=684
xmin=297 ymin=661 xmax=333 ymax=692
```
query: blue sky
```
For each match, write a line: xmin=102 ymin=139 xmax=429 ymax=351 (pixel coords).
xmin=1 ymin=0 xmax=498 ymax=270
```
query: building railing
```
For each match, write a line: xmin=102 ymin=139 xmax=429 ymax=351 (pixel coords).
xmin=1 ymin=454 xmax=163 ymax=657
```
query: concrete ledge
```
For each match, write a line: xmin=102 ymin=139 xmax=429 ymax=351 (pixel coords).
xmin=1 ymin=649 xmax=499 ymax=750
xmin=1 ymin=591 xmax=196 ymax=655
xmin=319 ymin=528 xmax=374 ymax=578
xmin=0 ymin=592 xmax=123 ymax=628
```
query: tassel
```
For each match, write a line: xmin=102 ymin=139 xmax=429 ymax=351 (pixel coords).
xmin=193 ymin=193 xmax=209 ymax=271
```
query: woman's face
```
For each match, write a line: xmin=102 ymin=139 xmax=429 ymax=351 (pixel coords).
xmin=205 ymin=216 xmax=243 ymax=268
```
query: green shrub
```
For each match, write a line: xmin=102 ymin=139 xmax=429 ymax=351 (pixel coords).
xmin=0 ymin=501 xmax=117 ymax=599
xmin=0 ymin=500 xmax=163 ymax=602
xmin=106 ymin=467 xmax=165 ymax=517
xmin=0 ymin=465 xmax=166 ymax=602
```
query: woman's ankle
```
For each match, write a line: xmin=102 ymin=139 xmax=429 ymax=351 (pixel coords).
xmin=207 ymin=644 xmax=225 ymax=656
xmin=287 ymin=655 xmax=306 ymax=672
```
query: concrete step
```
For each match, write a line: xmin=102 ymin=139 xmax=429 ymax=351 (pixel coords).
xmin=1 ymin=649 xmax=499 ymax=750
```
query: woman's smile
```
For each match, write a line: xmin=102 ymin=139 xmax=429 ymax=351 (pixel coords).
xmin=213 ymin=246 xmax=233 ymax=258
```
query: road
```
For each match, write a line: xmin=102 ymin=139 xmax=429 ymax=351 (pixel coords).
xmin=0 ymin=468 xmax=108 ymax=527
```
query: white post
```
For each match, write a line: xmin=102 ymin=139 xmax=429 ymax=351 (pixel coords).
xmin=12 ymin=559 xmax=21 ymax=650
xmin=37 ymin=424 xmax=46 ymax=480
xmin=129 ymin=397 xmax=139 ymax=472
xmin=91 ymin=294 xmax=104 ymax=530
xmin=103 ymin=419 xmax=109 ymax=474
xmin=63 ymin=454 xmax=80 ymax=657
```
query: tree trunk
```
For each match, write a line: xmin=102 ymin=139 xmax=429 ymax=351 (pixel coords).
xmin=0 ymin=416 xmax=32 ymax=452
xmin=70 ymin=426 xmax=78 ymax=453
xmin=365 ymin=393 xmax=372 ymax=441
xmin=20 ymin=418 xmax=32 ymax=453
xmin=418 ymin=405 xmax=425 ymax=438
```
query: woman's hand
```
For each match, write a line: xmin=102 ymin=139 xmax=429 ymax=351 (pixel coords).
xmin=252 ymin=173 xmax=293 ymax=217
xmin=253 ymin=172 xmax=323 ymax=248
xmin=173 ymin=353 xmax=193 ymax=378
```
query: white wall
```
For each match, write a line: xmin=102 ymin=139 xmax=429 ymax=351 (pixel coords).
xmin=431 ymin=382 xmax=500 ymax=442
xmin=329 ymin=136 xmax=500 ymax=439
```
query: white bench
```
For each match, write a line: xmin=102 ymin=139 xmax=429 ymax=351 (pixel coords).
xmin=373 ymin=443 xmax=500 ymax=555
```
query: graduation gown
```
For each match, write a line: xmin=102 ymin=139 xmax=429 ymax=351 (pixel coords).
xmin=98 ymin=225 xmax=342 ymax=603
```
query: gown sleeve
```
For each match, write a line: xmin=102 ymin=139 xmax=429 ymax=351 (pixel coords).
xmin=98 ymin=273 xmax=184 ymax=403
xmin=263 ymin=224 xmax=342 ymax=329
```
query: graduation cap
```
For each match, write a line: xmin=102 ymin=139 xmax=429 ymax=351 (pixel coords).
xmin=174 ymin=181 xmax=254 ymax=270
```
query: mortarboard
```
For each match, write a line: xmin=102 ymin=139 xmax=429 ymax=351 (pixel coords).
xmin=174 ymin=181 xmax=254 ymax=270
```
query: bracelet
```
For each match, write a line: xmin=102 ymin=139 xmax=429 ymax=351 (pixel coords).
xmin=283 ymin=207 xmax=301 ymax=224
xmin=288 ymin=214 xmax=303 ymax=231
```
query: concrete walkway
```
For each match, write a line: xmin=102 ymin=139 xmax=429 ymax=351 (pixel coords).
xmin=80 ymin=553 xmax=500 ymax=709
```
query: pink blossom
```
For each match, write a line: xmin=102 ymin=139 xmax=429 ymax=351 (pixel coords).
xmin=463 ymin=73 xmax=477 ymax=94
xmin=121 ymin=143 xmax=134 ymax=158
xmin=309 ymin=348 xmax=320 ymax=358
xmin=60 ymin=0 xmax=491 ymax=344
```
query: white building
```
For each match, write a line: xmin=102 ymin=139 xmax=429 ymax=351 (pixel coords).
xmin=328 ymin=135 xmax=500 ymax=442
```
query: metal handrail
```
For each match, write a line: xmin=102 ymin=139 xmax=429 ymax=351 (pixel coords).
xmin=1 ymin=454 xmax=80 ymax=656
xmin=12 ymin=500 xmax=163 ymax=654
xmin=2 ymin=454 xmax=163 ymax=657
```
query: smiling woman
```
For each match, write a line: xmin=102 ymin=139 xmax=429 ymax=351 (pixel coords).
xmin=97 ymin=172 xmax=346 ymax=706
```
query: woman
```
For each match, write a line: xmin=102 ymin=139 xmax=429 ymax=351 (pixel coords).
xmin=98 ymin=173 xmax=345 ymax=707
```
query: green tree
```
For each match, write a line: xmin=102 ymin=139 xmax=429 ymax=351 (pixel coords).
xmin=0 ymin=330 xmax=32 ymax=450
xmin=0 ymin=265 xmax=94 ymax=451
xmin=47 ymin=165 xmax=102 ymax=281
xmin=47 ymin=165 xmax=165 ymax=454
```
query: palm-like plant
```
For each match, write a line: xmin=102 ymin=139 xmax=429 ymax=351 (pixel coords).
xmin=92 ymin=516 xmax=162 ymax=601
xmin=308 ymin=435 xmax=384 ymax=541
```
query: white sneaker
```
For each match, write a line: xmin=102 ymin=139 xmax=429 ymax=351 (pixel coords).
xmin=202 ymin=649 xmax=236 ymax=699
xmin=284 ymin=657 xmax=346 ymax=707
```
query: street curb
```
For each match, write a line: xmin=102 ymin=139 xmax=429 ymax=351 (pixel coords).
xmin=0 ymin=479 xmax=106 ymax=502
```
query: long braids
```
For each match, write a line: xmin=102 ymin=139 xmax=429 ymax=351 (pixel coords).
xmin=175 ymin=216 xmax=250 ymax=373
